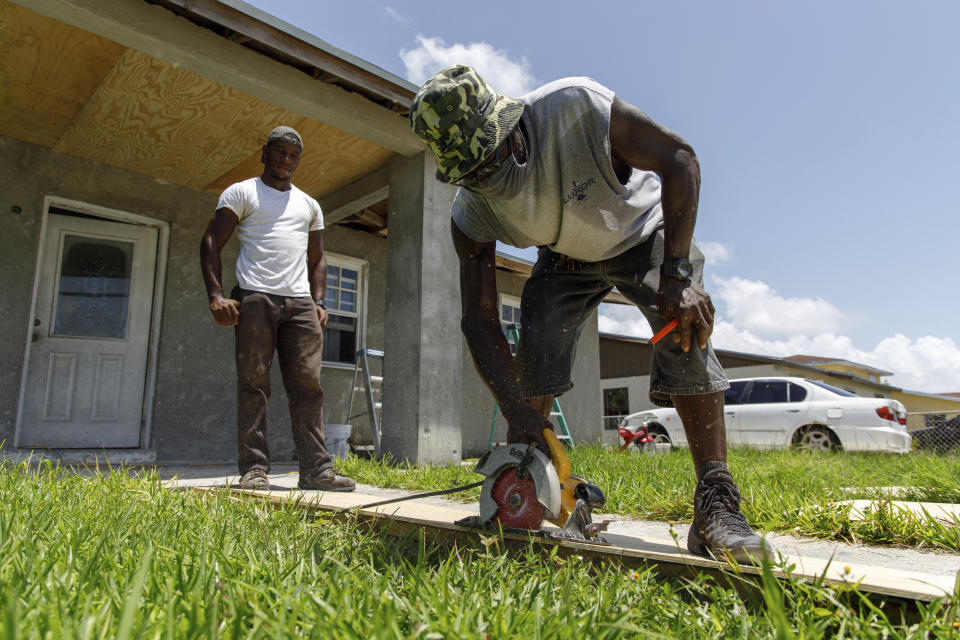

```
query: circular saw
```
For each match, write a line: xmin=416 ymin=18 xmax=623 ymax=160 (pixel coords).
xmin=459 ymin=429 xmax=608 ymax=542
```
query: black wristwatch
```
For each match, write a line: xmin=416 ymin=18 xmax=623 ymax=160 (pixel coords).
xmin=660 ymin=258 xmax=694 ymax=281
xmin=314 ymin=299 xmax=328 ymax=310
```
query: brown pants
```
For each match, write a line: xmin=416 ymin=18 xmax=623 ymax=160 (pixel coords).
xmin=235 ymin=290 xmax=331 ymax=475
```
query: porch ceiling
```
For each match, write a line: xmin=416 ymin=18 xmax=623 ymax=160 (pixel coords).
xmin=0 ymin=0 xmax=396 ymax=201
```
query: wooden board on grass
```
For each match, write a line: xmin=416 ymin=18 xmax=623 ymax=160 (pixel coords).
xmin=192 ymin=486 xmax=958 ymax=603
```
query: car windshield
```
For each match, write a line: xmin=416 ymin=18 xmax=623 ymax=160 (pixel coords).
xmin=806 ymin=379 xmax=858 ymax=397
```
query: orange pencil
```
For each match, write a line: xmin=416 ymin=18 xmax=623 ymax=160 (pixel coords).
xmin=651 ymin=319 xmax=679 ymax=345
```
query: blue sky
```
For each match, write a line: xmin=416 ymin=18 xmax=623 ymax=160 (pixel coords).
xmin=244 ymin=0 xmax=959 ymax=392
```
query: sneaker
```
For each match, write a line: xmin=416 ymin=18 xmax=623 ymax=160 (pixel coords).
xmin=239 ymin=468 xmax=269 ymax=490
xmin=687 ymin=468 xmax=774 ymax=563
xmin=298 ymin=468 xmax=356 ymax=492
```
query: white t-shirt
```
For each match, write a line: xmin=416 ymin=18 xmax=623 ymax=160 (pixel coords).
xmin=216 ymin=177 xmax=324 ymax=297
xmin=453 ymin=77 xmax=663 ymax=262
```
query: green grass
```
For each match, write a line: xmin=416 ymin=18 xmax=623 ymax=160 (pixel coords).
xmin=336 ymin=446 xmax=960 ymax=551
xmin=1 ymin=460 xmax=958 ymax=639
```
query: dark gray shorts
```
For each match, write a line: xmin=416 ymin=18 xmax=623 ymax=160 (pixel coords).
xmin=515 ymin=229 xmax=729 ymax=407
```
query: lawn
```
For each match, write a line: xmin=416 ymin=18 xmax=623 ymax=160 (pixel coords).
xmin=1 ymin=459 xmax=958 ymax=639
xmin=337 ymin=446 xmax=960 ymax=551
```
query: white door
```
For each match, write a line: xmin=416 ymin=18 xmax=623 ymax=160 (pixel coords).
xmin=721 ymin=380 xmax=748 ymax=445
xmin=735 ymin=380 xmax=808 ymax=448
xmin=17 ymin=213 xmax=158 ymax=448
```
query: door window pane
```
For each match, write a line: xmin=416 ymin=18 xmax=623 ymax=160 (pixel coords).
xmin=724 ymin=381 xmax=748 ymax=405
xmin=53 ymin=235 xmax=133 ymax=339
xmin=788 ymin=382 xmax=807 ymax=403
xmin=748 ymin=380 xmax=788 ymax=404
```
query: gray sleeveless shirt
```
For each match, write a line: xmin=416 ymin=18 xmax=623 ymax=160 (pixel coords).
xmin=451 ymin=77 xmax=663 ymax=262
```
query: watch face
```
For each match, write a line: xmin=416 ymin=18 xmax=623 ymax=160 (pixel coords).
xmin=678 ymin=260 xmax=693 ymax=278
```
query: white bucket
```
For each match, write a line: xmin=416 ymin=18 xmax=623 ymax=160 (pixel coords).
xmin=643 ymin=442 xmax=672 ymax=455
xmin=325 ymin=424 xmax=352 ymax=460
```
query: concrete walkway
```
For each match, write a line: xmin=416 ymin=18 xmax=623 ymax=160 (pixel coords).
xmin=158 ymin=464 xmax=960 ymax=581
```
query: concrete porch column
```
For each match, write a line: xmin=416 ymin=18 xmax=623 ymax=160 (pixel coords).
xmin=381 ymin=152 xmax=461 ymax=464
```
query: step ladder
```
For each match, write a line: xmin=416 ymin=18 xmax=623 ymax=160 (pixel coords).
xmin=488 ymin=325 xmax=573 ymax=450
xmin=345 ymin=348 xmax=384 ymax=457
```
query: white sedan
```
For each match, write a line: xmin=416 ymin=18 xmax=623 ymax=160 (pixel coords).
xmin=620 ymin=377 xmax=911 ymax=453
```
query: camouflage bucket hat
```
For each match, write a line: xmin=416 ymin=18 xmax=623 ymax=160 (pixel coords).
xmin=409 ymin=65 xmax=524 ymax=183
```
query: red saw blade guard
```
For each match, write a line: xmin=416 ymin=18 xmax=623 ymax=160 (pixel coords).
xmin=489 ymin=466 xmax=545 ymax=530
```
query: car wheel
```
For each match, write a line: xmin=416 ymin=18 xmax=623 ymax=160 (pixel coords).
xmin=635 ymin=426 xmax=672 ymax=453
xmin=793 ymin=425 xmax=840 ymax=452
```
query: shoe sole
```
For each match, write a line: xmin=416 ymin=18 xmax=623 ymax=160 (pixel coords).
xmin=297 ymin=485 xmax=356 ymax=492
xmin=687 ymin=526 xmax=710 ymax=557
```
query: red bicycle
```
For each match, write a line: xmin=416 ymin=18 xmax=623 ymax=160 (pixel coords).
xmin=617 ymin=424 xmax=655 ymax=452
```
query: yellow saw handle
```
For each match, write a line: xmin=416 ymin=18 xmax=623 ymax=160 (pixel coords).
xmin=543 ymin=428 xmax=580 ymax=526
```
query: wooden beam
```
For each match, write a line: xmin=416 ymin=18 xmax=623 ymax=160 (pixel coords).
xmin=354 ymin=208 xmax=386 ymax=227
xmin=14 ymin=0 xmax=423 ymax=155
xmin=153 ymin=0 xmax=416 ymax=109
xmin=318 ymin=165 xmax=390 ymax=225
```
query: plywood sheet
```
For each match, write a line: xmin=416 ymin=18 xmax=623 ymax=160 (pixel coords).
xmin=204 ymin=117 xmax=394 ymax=198
xmin=0 ymin=0 xmax=124 ymax=146
xmin=184 ymin=483 xmax=958 ymax=603
xmin=53 ymin=48 xmax=301 ymax=190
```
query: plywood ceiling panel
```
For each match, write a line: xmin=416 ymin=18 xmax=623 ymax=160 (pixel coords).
xmin=3 ymin=1 xmax=397 ymax=202
xmin=0 ymin=0 xmax=124 ymax=147
xmin=54 ymin=48 xmax=302 ymax=190
xmin=205 ymin=117 xmax=394 ymax=198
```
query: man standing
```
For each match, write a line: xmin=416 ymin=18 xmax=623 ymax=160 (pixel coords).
xmin=409 ymin=66 xmax=770 ymax=561
xmin=200 ymin=126 xmax=355 ymax=492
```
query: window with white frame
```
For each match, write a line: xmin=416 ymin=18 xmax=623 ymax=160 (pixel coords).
xmin=499 ymin=294 xmax=521 ymax=354
xmin=322 ymin=256 xmax=366 ymax=365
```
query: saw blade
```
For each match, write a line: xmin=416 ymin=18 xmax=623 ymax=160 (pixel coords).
xmin=488 ymin=466 xmax=546 ymax=530
xmin=475 ymin=445 xmax=561 ymax=526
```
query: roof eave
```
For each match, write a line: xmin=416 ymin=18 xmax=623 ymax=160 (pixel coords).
xmin=146 ymin=0 xmax=418 ymax=112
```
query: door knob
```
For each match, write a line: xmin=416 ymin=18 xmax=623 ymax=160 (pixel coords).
xmin=31 ymin=317 xmax=41 ymax=342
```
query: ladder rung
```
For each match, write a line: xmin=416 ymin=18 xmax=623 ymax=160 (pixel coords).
xmin=374 ymin=402 xmax=382 ymax=409
xmin=369 ymin=376 xmax=383 ymax=383
xmin=549 ymin=412 xmax=563 ymax=417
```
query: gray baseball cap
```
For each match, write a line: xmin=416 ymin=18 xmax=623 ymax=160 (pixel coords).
xmin=266 ymin=126 xmax=303 ymax=150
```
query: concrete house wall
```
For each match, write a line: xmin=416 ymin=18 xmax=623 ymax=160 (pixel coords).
xmin=1 ymin=0 xmax=606 ymax=465
xmin=0 ymin=136 xmax=390 ymax=463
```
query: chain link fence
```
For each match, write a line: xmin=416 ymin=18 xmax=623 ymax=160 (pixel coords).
xmin=602 ymin=415 xmax=624 ymax=431
xmin=907 ymin=411 xmax=960 ymax=454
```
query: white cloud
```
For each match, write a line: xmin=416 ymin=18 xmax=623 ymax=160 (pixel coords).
xmin=710 ymin=323 xmax=960 ymax=393
xmin=400 ymin=35 xmax=536 ymax=96
xmin=597 ymin=279 xmax=960 ymax=393
xmin=712 ymin=276 xmax=856 ymax=339
xmin=597 ymin=304 xmax=652 ymax=339
xmin=870 ymin=335 xmax=960 ymax=394
xmin=384 ymin=7 xmax=413 ymax=24
xmin=697 ymin=240 xmax=731 ymax=265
